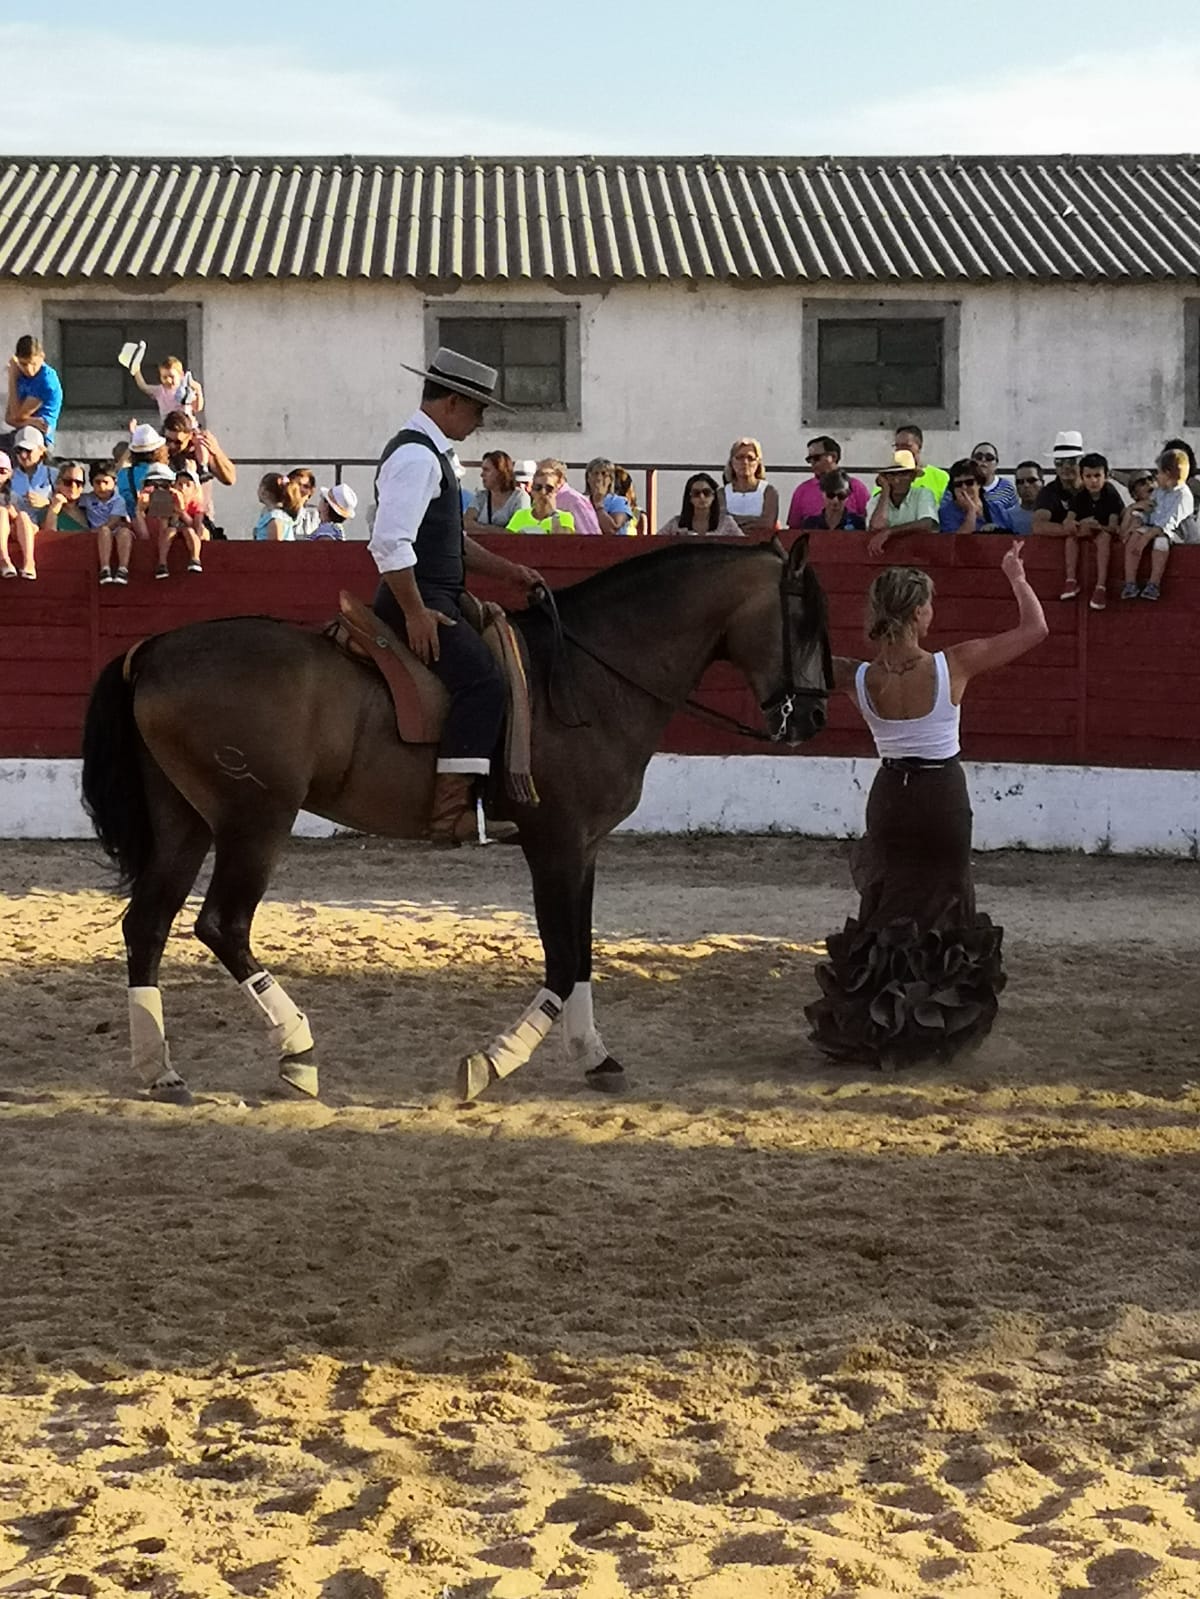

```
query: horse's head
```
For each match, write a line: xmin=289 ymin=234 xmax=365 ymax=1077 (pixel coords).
xmin=724 ymin=535 xmax=832 ymax=744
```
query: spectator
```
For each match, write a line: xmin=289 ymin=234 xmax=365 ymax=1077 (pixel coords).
xmin=9 ymin=424 xmax=53 ymax=578
xmin=506 ymin=468 xmax=577 ymax=532
xmin=112 ymin=438 xmax=132 ymax=471
xmin=1121 ymin=448 xmax=1197 ymax=601
xmin=513 ymin=459 xmax=536 ymax=492
xmin=311 ymin=483 xmax=358 ymax=540
xmin=1009 ymin=461 xmax=1044 ymax=536
xmin=0 ymin=450 xmax=14 ymax=578
xmin=866 ymin=449 xmax=939 ymax=554
xmin=162 ymin=412 xmax=236 ymax=526
xmin=117 ymin=423 xmax=169 ymax=519
xmin=137 ymin=462 xmax=204 ymax=577
xmin=800 ymin=470 xmax=867 ymax=531
xmin=1067 ymin=451 xmax=1124 ymax=610
xmin=613 ymin=466 xmax=642 ymax=535
xmin=537 ymin=458 xmax=600 ymax=535
xmin=1125 ymin=468 xmax=1155 ymax=521
xmin=80 ymin=459 xmax=134 ymax=585
xmin=6 ymin=336 xmax=63 ymax=447
xmin=968 ymin=441 xmax=1019 ymax=524
xmin=787 ymin=435 xmax=869 ymax=526
xmin=938 ymin=455 xmax=1016 ymax=534
xmin=894 ymin=424 xmax=949 ymax=503
xmin=585 ymin=456 xmax=633 ymax=535
xmin=1032 ymin=431 xmax=1085 ymax=579
xmin=253 ymin=472 xmax=303 ymax=542
xmin=41 ymin=461 xmax=91 ymax=534
xmin=720 ymin=437 xmax=779 ymax=533
xmin=1161 ymin=437 xmax=1200 ymax=502
xmin=289 ymin=467 xmax=321 ymax=538
xmin=129 ymin=348 xmax=204 ymax=425
xmin=656 ymin=472 xmax=745 ymax=536
xmin=464 ymin=451 xmax=529 ymax=529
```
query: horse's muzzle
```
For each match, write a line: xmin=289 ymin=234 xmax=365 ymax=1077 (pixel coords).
xmin=767 ymin=694 xmax=828 ymax=745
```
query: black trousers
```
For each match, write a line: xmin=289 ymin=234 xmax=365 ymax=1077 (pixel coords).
xmin=373 ymin=582 xmax=505 ymax=767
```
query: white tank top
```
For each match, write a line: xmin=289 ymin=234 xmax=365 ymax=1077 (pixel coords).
xmin=855 ymin=651 xmax=961 ymax=760
xmin=723 ymin=482 xmax=767 ymax=516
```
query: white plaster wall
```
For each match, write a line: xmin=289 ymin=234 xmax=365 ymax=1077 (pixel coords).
xmin=2 ymin=277 xmax=1190 ymax=537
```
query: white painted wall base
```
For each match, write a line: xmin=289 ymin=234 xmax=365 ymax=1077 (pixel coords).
xmin=5 ymin=756 xmax=1198 ymax=856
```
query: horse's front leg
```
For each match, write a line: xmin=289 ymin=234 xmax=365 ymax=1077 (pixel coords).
xmin=456 ymin=848 xmax=581 ymax=1102
xmin=562 ymin=860 xmax=624 ymax=1093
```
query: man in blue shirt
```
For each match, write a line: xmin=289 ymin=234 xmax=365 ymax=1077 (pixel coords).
xmin=6 ymin=335 xmax=63 ymax=447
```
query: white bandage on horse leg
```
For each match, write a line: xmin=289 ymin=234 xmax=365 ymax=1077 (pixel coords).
xmin=487 ymin=988 xmax=562 ymax=1079
xmin=129 ymin=986 xmax=172 ymax=1078
xmin=241 ymin=971 xmax=314 ymax=1058
xmin=562 ymin=980 xmax=610 ymax=1070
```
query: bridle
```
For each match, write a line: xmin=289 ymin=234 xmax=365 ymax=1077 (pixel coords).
xmin=533 ymin=554 xmax=833 ymax=744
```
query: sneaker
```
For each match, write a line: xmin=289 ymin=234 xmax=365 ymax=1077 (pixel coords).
xmin=154 ymin=564 xmax=169 ymax=580
xmin=1120 ymin=581 xmax=1140 ymax=600
xmin=1059 ymin=581 xmax=1080 ymax=601
xmin=1140 ymin=581 xmax=1161 ymax=601
xmin=99 ymin=569 xmax=114 ymax=586
xmin=1089 ymin=585 xmax=1107 ymax=611
xmin=112 ymin=566 xmax=129 ymax=586
xmin=186 ymin=559 xmax=203 ymax=574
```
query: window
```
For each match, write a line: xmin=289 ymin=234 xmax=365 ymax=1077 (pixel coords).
xmin=802 ymin=299 xmax=960 ymax=429
xmin=1185 ymin=299 xmax=1200 ymax=428
xmin=426 ymin=301 xmax=581 ymax=430
xmin=42 ymin=301 xmax=203 ymax=430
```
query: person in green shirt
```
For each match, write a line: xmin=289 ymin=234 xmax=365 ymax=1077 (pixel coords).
xmin=894 ymin=424 xmax=949 ymax=503
xmin=506 ymin=470 xmax=576 ymax=533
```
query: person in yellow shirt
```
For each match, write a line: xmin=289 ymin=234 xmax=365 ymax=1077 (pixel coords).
xmin=506 ymin=469 xmax=577 ymax=532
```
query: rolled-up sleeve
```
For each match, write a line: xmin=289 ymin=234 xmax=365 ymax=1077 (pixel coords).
xmin=369 ymin=444 xmax=441 ymax=574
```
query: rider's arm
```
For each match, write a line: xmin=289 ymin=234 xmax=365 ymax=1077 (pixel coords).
xmin=370 ymin=443 xmax=441 ymax=580
xmin=465 ymin=534 xmax=543 ymax=591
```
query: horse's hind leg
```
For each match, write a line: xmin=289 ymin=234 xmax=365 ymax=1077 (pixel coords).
xmin=122 ymin=765 xmax=212 ymax=1105
xmin=193 ymin=815 xmax=319 ymax=1099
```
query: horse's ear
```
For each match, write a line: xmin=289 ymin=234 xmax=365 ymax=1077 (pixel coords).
xmin=787 ymin=533 xmax=811 ymax=573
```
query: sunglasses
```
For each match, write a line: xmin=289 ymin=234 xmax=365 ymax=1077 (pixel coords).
xmin=61 ymin=477 xmax=84 ymax=487
xmin=1015 ymin=476 xmax=1041 ymax=486
xmin=971 ymin=451 xmax=997 ymax=463
xmin=531 ymin=482 xmax=556 ymax=492
xmin=806 ymin=452 xmax=833 ymax=464
xmin=824 ymin=490 xmax=849 ymax=500
xmin=690 ymin=487 xmax=715 ymax=497
xmin=952 ymin=478 xmax=978 ymax=489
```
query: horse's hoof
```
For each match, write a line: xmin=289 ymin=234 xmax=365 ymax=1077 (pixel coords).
xmin=148 ymin=1072 xmax=193 ymax=1107
xmin=279 ymin=1056 xmax=320 ymax=1099
xmin=584 ymin=1057 xmax=625 ymax=1095
xmin=457 ymin=1052 xmax=495 ymax=1102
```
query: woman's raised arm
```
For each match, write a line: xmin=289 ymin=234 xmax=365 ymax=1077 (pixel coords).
xmin=946 ymin=542 xmax=1048 ymax=689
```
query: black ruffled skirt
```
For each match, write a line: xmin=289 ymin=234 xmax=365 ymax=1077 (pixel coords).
xmin=806 ymin=760 xmax=1005 ymax=1068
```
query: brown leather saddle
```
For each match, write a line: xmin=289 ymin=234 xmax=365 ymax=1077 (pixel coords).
xmin=325 ymin=591 xmax=537 ymax=802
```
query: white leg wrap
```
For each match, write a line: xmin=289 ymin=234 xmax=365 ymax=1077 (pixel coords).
xmin=487 ymin=988 xmax=562 ymax=1080
xmin=241 ymin=971 xmax=314 ymax=1058
xmin=562 ymin=980 xmax=610 ymax=1070
xmin=129 ymin=986 xmax=173 ymax=1080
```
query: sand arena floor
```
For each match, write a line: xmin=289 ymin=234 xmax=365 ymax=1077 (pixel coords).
xmin=1 ymin=836 xmax=1199 ymax=1599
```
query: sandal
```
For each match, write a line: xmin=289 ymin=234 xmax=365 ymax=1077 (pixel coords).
xmin=1089 ymin=585 xmax=1107 ymax=611
xmin=1059 ymin=580 xmax=1080 ymax=601
xmin=18 ymin=568 xmax=36 ymax=581
xmin=0 ymin=564 xmax=16 ymax=579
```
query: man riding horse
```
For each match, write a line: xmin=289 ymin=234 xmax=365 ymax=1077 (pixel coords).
xmin=371 ymin=347 xmax=543 ymax=846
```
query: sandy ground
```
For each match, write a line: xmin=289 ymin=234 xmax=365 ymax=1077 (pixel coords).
xmin=2 ymin=836 xmax=1200 ymax=1599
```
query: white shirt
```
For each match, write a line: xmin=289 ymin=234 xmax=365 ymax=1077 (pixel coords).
xmin=370 ymin=410 xmax=460 ymax=575
xmin=855 ymin=652 xmax=961 ymax=760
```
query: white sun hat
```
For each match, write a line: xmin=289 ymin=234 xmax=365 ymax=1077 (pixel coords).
xmin=320 ymin=483 xmax=358 ymax=519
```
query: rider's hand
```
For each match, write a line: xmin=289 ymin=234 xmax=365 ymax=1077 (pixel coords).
xmin=405 ymin=604 xmax=455 ymax=664
xmin=512 ymin=564 xmax=544 ymax=593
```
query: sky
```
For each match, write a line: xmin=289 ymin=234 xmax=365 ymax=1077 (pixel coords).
xmin=3 ymin=1 xmax=1197 ymax=157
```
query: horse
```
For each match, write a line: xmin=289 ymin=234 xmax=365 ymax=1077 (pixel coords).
xmin=80 ymin=536 xmax=831 ymax=1105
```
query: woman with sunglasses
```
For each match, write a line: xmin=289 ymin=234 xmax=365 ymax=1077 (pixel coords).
xmin=40 ymin=461 xmax=92 ymax=536
xmin=8 ymin=424 xmax=53 ymax=578
xmin=655 ymin=472 xmax=744 ymax=536
xmin=798 ymin=470 xmax=867 ymax=531
xmin=938 ymin=446 xmax=1017 ymax=533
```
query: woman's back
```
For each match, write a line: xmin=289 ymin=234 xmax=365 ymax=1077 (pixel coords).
xmin=856 ymin=650 xmax=960 ymax=759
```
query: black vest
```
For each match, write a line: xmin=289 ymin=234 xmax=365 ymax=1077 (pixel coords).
xmin=375 ymin=427 xmax=465 ymax=591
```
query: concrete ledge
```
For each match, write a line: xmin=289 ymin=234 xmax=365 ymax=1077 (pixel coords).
xmin=3 ymin=756 xmax=1197 ymax=856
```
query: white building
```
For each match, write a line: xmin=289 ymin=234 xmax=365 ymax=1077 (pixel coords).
xmin=3 ymin=153 xmax=1198 ymax=533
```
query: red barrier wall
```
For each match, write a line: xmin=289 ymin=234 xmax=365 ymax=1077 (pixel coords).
xmin=1 ymin=531 xmax=1197 ymax=768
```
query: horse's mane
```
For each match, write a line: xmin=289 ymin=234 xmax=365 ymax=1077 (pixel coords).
xmin=551 ymin=539 xmax=775 ymax=616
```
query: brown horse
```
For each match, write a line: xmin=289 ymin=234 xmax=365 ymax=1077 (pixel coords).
xmin=80 ymin=537 xmax=830 ymax=1104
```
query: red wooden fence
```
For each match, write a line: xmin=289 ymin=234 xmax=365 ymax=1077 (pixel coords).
xmin=1 ymin=531 xmax=1196 ymax=768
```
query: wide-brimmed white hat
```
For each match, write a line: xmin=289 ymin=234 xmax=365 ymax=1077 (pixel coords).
xmin=143 ymin=462 xmax=175 ymax=484
xmin=878 ymin=448 xmax=919 ymax=475
xmin=12 ymin=424 xmax=44 ymax=452
xmin=130 ymin=422 xmax=166 ymax=452
xmin=399 ymin=346 xmax=514 ymax=411
xmin=320 ymin=482 xmax=358 ymax=519
xmin=1051 ymin=429 xmax=1084 ymax=459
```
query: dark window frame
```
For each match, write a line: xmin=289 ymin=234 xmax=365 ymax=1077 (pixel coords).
xmin=424 ymin=300 xmax=582 ymax=431
xmin=41 ymin=299 xmax=204 ymax=433
xmin=1185 ymin=299 xmax=1200 ymax=428
xmin=802 ymin=298 xmax=960 ymax=430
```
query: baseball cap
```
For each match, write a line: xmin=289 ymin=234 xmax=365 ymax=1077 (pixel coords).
xmin=12 ymin=425 xmax=44 ymax=452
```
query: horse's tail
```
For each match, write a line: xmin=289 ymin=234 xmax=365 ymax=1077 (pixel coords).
xmin=81 ymin=644 xmax=155 ymax=891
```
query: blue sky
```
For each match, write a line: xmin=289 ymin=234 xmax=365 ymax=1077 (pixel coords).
xmin=3 ymin=1 xmax=1196 ymax=155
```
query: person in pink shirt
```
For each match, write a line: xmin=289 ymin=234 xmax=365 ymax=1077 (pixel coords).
xmin=538 ymin=457 xmax=601 ymax=536
xmin=787 ymin=435 xmax=869 ymax=527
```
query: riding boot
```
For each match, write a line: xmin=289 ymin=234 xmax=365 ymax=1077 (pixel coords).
xmin=429 ymin=772 xmax=520 ymax=847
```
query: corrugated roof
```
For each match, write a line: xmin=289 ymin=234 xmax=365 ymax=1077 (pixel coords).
xmin=1 ymin=154 xmax=1198 ymax=284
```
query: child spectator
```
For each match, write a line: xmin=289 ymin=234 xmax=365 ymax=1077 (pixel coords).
xmin=1125 ymin=468 xmax=1155 ymax=522
xmin=6 ymin=335 xmax=63 ymax=446
xmin=311 ymin=483 xmax=358 ymax=540
xmin=585 ymin=457 xmax=633 ymax=535
xmin=253 ymin=472 xmax=302 ymax=541
xmin=288 ymin=468 xmax=321 ymax=538
xmin=507 ymin=469 xmax=577 ymax=532
xmin=0 ymin=450 xmax=14 ymax=578
xmin=80 ymin=460 xmax=134 ymax=585
xmin=129 ymin=348 xmax=204 ymax=425
xmin=136 ymin=462 xmax=203 ymax=578
xmin=174 ymin=465 xmax=208 ymax=535
xmin=613 ymin=465 xmax=642 ymax=535
xmin=112 ymin=438 xmax=133 ymax=471
xmin=720 ymin=437 xmax=780 ymax=533
xmin=800 ymin=469 xmax=868 ymax=530
xmin=117 ymin=423 xmax=169 ymax=518
xmin=9 ymin=424 xmax=53 ymax=578
xmin=655 ymin=472 xmax=744 ymax=536
xmin=1069 ymin=452 xmax=1123 ymax=610
xmin=1121 ymin=449 xmax=1197 ymax=601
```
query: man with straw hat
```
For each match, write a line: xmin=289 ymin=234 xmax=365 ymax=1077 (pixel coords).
xmin=371 ymin=348 xmax=543 ymax=847
xmin=865 ymin=448 xmax=939 ymax=555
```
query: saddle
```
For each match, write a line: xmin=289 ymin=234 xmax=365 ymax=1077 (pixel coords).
xmin=326 ymin=591 xmax=538 ymax=804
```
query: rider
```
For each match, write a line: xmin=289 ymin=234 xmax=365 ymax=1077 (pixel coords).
xmin=371 ymin=347 xmax=543 ymax=846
